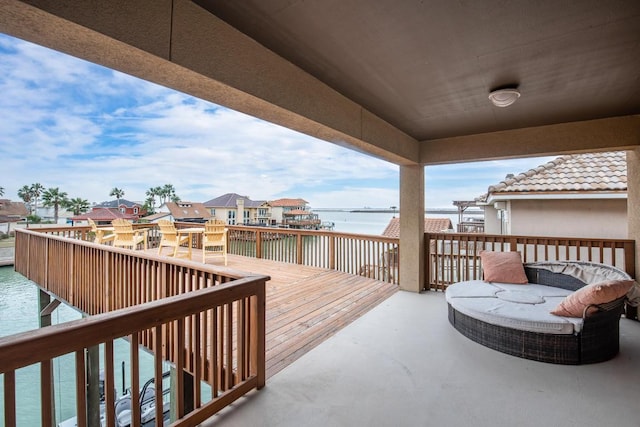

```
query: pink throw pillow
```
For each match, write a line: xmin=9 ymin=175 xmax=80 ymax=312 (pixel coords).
xmin=479 ymin=251 xmax=528 ymax=284
xmin=551 ymin=280 xmax=634 ymax=318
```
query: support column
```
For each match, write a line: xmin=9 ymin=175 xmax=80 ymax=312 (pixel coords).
xmin=626 ymin=148 xmax=640 ymax=319
xmin=399 ymin=165 xmax=425 ymax=292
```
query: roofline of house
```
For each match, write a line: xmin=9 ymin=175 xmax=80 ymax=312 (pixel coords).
xmin=484 ymin=191 xmax=627 ymax=204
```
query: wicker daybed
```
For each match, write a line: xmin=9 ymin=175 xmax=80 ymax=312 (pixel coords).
xmin=446 ymin=261 xmax=633 ymax=365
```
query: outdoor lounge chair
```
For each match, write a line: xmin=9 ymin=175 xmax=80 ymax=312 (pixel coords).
xmin=111 ymin=218 xmax=148 ymax=250
xmin=88 ymin=218 xmax=115 ymax=245
xmin=157 ymin=219 xmax=190 ymax=257
xmin=202 ymin=219 xmax=227 ymax=265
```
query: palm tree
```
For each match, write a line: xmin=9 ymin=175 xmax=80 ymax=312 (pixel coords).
xmin=109 ymin=187 xmax=125 ymax=210
xmin=30 ymin=183 xmax=44 ymax=215
xmin=67 ymin=197 xmax=90 ymax=216
xmin=146 ymin=187 xmax=161 ymax=210
xmin=18 ymin=185 xmax=33 ymax=214
xmin=161 ymin=184 xmax=179 ymax=204
xmin=143 ymin=196 xmax=156 ymax=215
xmin=42 ymin=187 xmax=69 ymax=224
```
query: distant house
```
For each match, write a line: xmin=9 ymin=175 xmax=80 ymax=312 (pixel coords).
xmin=0 ymin=199 xmax=28 ymax=233
xmin=203 ymin=193 xmax=270 ymax=225
xmin=269 ymin=198 xmax=317 ymax=228
xmin=382 ymin=217 xmax=454 ymax=238
xmin=140 ymin=212 xmax=172 ymax=223
xmin=93 ymin=199 xmax=147 ymax=218
xmin=157 ymin=201 xmax=212 ymax=223
xmin=478 ymin=151 xmax=627 ymax=238
xmin=70 ymin=207 xmax=137 ymax=225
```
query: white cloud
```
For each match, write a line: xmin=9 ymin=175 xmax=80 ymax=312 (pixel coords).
xmin=1 ymin=34 xmax=559 ymax=210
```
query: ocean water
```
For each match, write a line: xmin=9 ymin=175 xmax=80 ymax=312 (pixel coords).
xmin=0 ymin=267 xmax=162 ymax=425
xmin=316 ymin=210 xmax=461 ymax=235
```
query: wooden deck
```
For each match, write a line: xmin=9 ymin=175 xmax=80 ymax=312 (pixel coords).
xmin=175 ymin=251 xmax=399 ymax=378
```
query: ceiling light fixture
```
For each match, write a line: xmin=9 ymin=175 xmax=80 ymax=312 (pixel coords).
xmin=488 ymin=88 xmax=520 ymax=107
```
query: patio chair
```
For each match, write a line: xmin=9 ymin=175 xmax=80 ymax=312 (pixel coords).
xmin=202 ymin=219 xmax=227 ymax=265
xmin=88 ymin=218 xmax=115 ymax=245
xmin=157 ymin=219 xmax=190 ymax=257
xmin=111 ymin=218 xmax=148 ymax=250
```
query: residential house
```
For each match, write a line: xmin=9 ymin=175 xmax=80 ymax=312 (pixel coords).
xmin=479 ymin=152 xmax=627 ymax=239
xmin=203 ymin=193 xmax=270 ymax=225
xmin=157 ymin=201 xmax=212 ymax=223
xmin=70 ymin=207 xmax=138 ymax=226
xmin=269 ymin=198 xmax=316 ymax=228
xmin=94 ymin=199 xmax=147 ymax=219
xmin=382 ymin=217 xmax=453 ymax=238
xmin=0 ymin=199 xmax=28 ymax=233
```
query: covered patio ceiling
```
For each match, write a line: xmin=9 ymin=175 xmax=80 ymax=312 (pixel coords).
xmin=197 ymin=1 xmax=640 ymax=142
xmin=0 ymin=1 xmax=639 ymax=165
xmin=196 ymin=0 xmax=640 ymax=164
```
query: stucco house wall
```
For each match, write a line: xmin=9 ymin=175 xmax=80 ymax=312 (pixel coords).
xmin=485 ymin=198 xmax=627 ymax=238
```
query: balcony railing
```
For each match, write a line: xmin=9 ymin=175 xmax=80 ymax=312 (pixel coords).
xmin=5 ymin=229 xmax=267 ymax=426
xmin=20 ymin=224 xmax=635 ymax=292
xmin=425 ymin=232 xmax=636 ymax=291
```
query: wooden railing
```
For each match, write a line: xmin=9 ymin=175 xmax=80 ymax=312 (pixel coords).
xmin=425 ymin=232 xmax=636 ymax=291
xmin=23 ymin=224 xmax=635 ymax=294
xmin=5 ymin=229 xmax=267 ymax=426
xmin=19 ymin=223 xmax=400 ymax=284
xmin=222 ymin=226 xmax=399 ymax=283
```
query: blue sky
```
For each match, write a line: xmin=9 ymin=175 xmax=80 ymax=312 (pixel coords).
xmin=0 ymin=33 xmax=555 ymax=209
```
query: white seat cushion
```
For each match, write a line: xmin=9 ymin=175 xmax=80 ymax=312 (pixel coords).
xmin=446 ymin=281 xmax=583 ymax=334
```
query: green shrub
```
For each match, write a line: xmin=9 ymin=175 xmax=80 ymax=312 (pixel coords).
xmin=27 ymin=215 xmax=42 ymax=223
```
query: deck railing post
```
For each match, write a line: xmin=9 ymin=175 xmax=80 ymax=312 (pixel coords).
xmin=256 ymin=229 xmax=263 ymax=259
xmin=329 ymin=235 xmax=335 ymax=270
xmin=296 ymin=233 xmax=303 ymax=265
xmin=623 ymin=240 xmax=636 ymax=278
xmin=424 ymin=233 xmax=431 ymax=291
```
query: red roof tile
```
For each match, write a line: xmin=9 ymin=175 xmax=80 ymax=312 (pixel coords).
xmin=71 ymin=208 xmax=136 ymax=221
xmin=382 ymin=217 xmax=453 ymax=238
xmin=487 ymin=151 xmax=627 ymax=195
xmin=0 ymin=199 xmax=29 ymax=220
xmin=269 ymin=198 xmax=308 ymax=207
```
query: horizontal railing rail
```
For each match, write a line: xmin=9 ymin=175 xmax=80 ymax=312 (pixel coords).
xmin=221 ymin=225 xmax=399 ymax=284
xmin=27 ymin=223 xmax=400 ymax=285
xmin=7 ymin=229 xmax=267 ymax=427
xmin=425 ymin=232 xmax=636 ymax=291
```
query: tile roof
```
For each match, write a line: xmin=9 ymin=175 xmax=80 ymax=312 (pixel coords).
xmin=0 ymin=199 xmax=29 ymax=220
xmin=269 ymin=198 xmax=309 ymax=207
xmin=203 ymin=193 xmax=267 ymax=208
xmin=141 ymin=212 xmax=171 ymax=221
xmin=486 ymin=151 xmax=627 ymax=196
xmin=94 ymin=199 xmax=141 ymax=208
xmin=164 ymin=202 xmax=212 ymax=220
xmin=382 ymin=217 xmax=453 ymax=238
xmin=71 ymin=208 xmax=136 ymax=221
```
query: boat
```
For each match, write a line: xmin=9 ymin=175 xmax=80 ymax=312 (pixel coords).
xmin=58 ymin=371 xmax=171 ymax=427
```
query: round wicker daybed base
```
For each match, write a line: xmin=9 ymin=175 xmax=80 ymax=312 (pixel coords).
xmin=447 ymin=300 xmax=624 ymax=365
xmin=446 ymin=262 xmax=629 ymax=365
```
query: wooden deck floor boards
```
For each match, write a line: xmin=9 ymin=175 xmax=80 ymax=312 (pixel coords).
xmin=194 ymin=252 xmax=399 ymax=378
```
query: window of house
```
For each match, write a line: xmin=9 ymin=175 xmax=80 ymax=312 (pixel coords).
xmin=228 ymin=210 xmax=236 ymax=225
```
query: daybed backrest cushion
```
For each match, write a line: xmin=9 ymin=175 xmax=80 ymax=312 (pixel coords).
xmin=480 ymin=251 xmax=528 ymax=284
xmin=550 ymin=279 xmax=634 ymax=318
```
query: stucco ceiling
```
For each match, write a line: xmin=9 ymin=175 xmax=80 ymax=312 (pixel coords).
xmin=195 ymin=0 xmax=640 ymax=142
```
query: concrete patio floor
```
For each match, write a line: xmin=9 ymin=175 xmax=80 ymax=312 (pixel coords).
xmin=203 ymin=290 xmax=640 ymax=427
